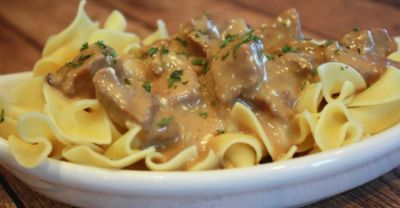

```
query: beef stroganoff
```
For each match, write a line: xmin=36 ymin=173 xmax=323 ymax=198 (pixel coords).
xmin=1 ymin=0 xmax=400 ymax=171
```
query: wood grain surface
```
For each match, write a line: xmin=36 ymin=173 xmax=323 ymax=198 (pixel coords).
xmin=0 ymin=0 xmax=399 ymax=207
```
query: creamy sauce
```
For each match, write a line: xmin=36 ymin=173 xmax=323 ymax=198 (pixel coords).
xmin=46 ymin=9 xmax=399 ymax=167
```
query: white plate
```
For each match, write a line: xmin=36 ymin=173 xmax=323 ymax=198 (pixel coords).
xmin=0 ymin=72 xmax=399 ymax=208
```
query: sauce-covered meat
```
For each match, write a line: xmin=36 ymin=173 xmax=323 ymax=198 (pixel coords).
xmin=46 ymin=9 xmax=400 ymax=162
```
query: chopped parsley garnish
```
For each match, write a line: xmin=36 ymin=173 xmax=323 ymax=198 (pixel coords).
xmin=216 ymin=128 xmax=225 ymax=135
xmin=66 ymin=53 xmax=92 ymax=68
xmin=198 ymin=111 xmax=208 ymax=119
xmin=231 ymin=30 xmax=261 ymax=58
xmin=157 ymin=116 xmax=174 ymax=127
xmin=192 ymin=58 xmax=206 ymax=66
xmin=142 ymin=80 xmax=151 ymax=92
xmin=202 ymin=62 xmax=210 ymax=74
xmin=168 ymin=70 xmax=183 ymax=88
xmin=265 ymin=54 xmax=276 ymax=61
xmin=340 ymin=66 xmax=348 ymax=71
xmin=96 ymin=40 xmax=107 ymax=49
xmin=221 ymin=52 xmax=230 ymax=60
xmin=323 ymin=40 xmax=335 ymax=47
xmin=312 ymin=67 xmax=318 ymax=76
xmin=102 ymin=48 xmax=117 ymax=58
xmin=78 ymin=54 xmax=92 ymax=62
xmin=66 ymin=61 xmax=80 ymax=68
xmin=334 ymin=49 xmax=341 ymax=54
xmin=123 ymin=78 xmax=131 ymax=85
xmin=220 ymin=34 xmax=238 ymax=49
xmin=175 ymin=37 xmax=188 ymax=47
xmin=353 ymin=26 xmax=361 ymax=32
xmin=175 ymin=51 xmax=191 ymax=57
xmin=161 ymin=46 xmax=169 ymax=54
xmin=282 ymin=45 xmax=298 ymax=53
xmin=148 ymin=47 xmax=158 ymax=56
xmin=210 ymin=100 xmax=217 ymax=106
xmin=0 ymin=109 xmax=4 ymax=124
xmin=203 ymin=10 xmax=211 ymax=19
xmin=80 ymin=42 xmax=89 ymax=51
xmin=300 ymin=82 xmax=307 ymax=90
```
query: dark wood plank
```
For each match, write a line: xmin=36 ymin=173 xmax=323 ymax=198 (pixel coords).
xmin=0 ymin=0 xmax=152 ymax=47
xmin=0 ymin=186 xmax=17 ymax=208
xmin=232 ymin=0 xmax=400 ymax=39
xmin=0 ymin=22 xmax=40 ymax=74
xmin=0 ymin=166 xmax=74 ymax=208
xmin=308 ymin=166 xmax=400 ymax=208
xmin=100 ymin=0 xmax=323 ymax=39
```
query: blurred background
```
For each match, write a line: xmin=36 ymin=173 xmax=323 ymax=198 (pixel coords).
xmin=0 ymin=0 xmax=399 ymax=74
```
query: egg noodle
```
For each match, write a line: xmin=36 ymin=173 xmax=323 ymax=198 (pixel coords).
xmin=1 ymin=0 xmax=400 ymax=171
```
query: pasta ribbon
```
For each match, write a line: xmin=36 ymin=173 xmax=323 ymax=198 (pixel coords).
xmin=0 ymin=117 xmax=18 ymax=140
xmin=288 ymin=111 xmax=317 ymax=152
xmin=188 ymin=150 xmax=219 ymax=171
xmin=350 ymin=99 xmax=400 ymax=134
xmin=33 ymin=0 xmax=99 ymax=76
xmin=104 ymin=10 xmax=127 ymax=31
xmin=43 ymin=84 xmax=112 ymax=145
xmin=8 ymin=135 xmax=52 ymax=168
xmin=314 ymin=102 xmax=363 ymax=151
xmin=231 ymin=102 xmax=297 ymax=161
xmin=349 ymin=67 xmax=400 ymax=107
xmin=63 ymin=144 xmax=155 ymax=169
xmin=17 ymin=112 xmax=65 ymax=159
xmin=318 ymin=62 xmax=366 ymax=104
xmin=209 ymin=133 xmax=263 ymax=168
xmin=87 ymin=29 xmax=140 ymax=54
xmin=145 ymin=146 xmax=198 ymax=171
xmin=295 ymin=82 xmax=323 ymax=113
xmin=143 ymin=20 xmax=169 ymax=45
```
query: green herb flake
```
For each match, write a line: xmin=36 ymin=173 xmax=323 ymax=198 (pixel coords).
xmin=157 ymin=116 xmax=174 ymax=127
xmin=232 ymin=30 xmax=261 ymax=58
xmin=216 ymin=128 xmax=225 ymax=135
xmin=198 ymin=111 xmax=208 ymax=119
xmin=80 ymin=42 xmax=89 ymax=51
xmin=220 ymin=34 xmax=238 ymax=49
xmin=196 ymin=30 xmax=207 ymax=36
xmin=210 ymin=100 xmax=217 ymax=106
xmin=161 ymin=46 xmax=169 ymax=54
xmin=0 ymin=109 xmax=4 ymax=124
xmin=168 ymin=70 xmax=183 ymax=88
xmin=142 ymin=80 xmax=151 ymax=92
xmin=265 ymin=54 xmax=275 ymax=61
xmin=175 ymin=37 xmax=188 ymax=47
xmin=203 ymin=10 xmax=211 ymax=19
xmin=66 ymin=61 xmax=80 ymax=68
xmin=300 ymin=82 xmax=307 ymax=90
xmin=96 ymin=40 xmax=107 ymax=49
xmin=312 ymin=67 xmax=318 ymax=76
xmin=282 ymin=45 xmax=298 ymax=53
xmin=124 ymin=78 xmax=131 ymax=86
xmin=221 ymin=52 xmax=230 ymax=60
xmin=323 ymin=40 xmax=335 ymax=47
xmin=353 ymin=26 xmax=361 ymax=32
xmin=78 ymin=54 xmax=92 ymax=62
xmin=175 ymin=51 xmax=191 ymax=57
xmin=340 ymin=66 xmax=345 ymax=71
xmin=202 ymin=62 xmax=210 ymax=74
xmin=192 ymin=58 xmax=206 ymax=66
xmin=148 ymin=47 xmax=158 ymax=56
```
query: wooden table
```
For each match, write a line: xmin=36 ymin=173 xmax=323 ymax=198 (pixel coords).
xmin=0 ymin=0 xmax=399 ymax=207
